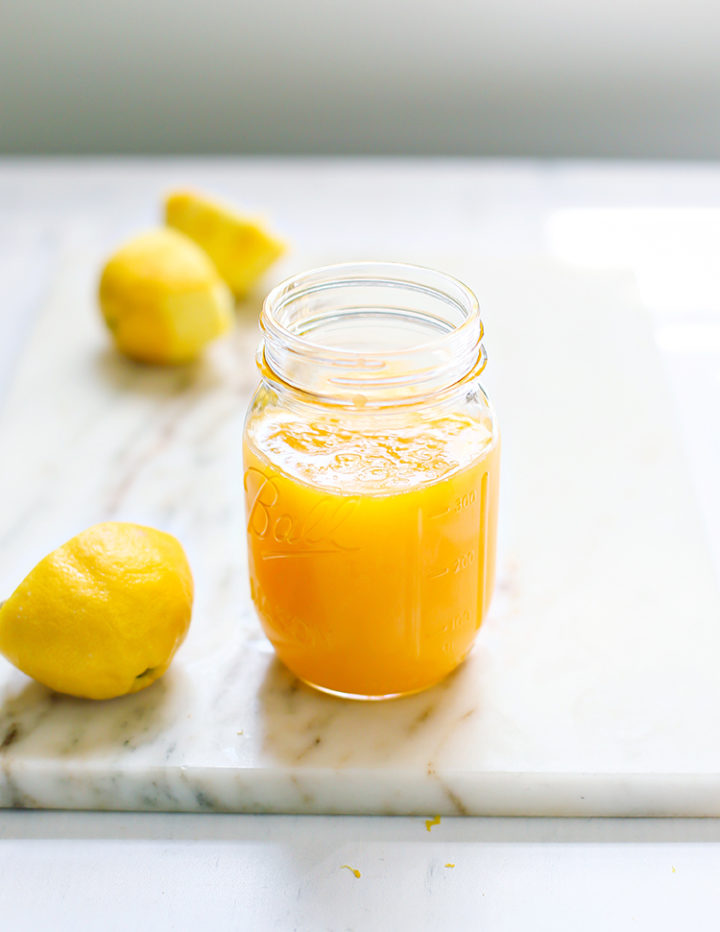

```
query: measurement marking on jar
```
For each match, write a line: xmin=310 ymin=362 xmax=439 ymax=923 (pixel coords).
xmin=443 ymin=610 xmax=471 ymax=633
xmin=428 ymin=567 xmax=450 ymax=579
xmin=261 ymin=550 xmax=351 ymax=561
xmin=427 ymin=549 xmax=477 ymax=579
xmin=429 ymin=490 xmax=478 ymax=520
xmin=453 ymin=549 xmax=476 ymax=573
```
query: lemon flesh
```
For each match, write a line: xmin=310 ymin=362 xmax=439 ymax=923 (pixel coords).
xmin=0 ymin=523 xmax=194 ymax=700
xmin=165 ymin=190 xmax=285 ymax=298
xmin=99 ymin=228 xmax=234 ymax=364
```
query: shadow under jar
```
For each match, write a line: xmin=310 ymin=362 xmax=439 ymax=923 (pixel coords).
xmin=243 ymin=262 xmax=500 ymax=700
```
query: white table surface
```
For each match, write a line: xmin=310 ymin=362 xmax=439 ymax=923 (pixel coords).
xmin=2 ymin=158 xmax=720 ymax=930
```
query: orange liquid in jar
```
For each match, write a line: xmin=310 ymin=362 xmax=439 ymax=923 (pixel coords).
xmin=243 ymin=400 xmax=500 ymax=698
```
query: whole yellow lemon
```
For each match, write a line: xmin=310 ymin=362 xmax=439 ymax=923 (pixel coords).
xmin=0 ymin=523 xmax=194 ymax=700
xmin=99 ymin=228 xmax=234 ymax=364
xmin=165 ymin=190 xmax=285 ymax=298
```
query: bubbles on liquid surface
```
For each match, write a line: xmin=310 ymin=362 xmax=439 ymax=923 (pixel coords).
xmin=246 ymin=406 xmax=494 ymax=493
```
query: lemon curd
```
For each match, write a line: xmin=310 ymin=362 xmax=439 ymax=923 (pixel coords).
xmin=243 ymin=262 xmax=500 ymax=700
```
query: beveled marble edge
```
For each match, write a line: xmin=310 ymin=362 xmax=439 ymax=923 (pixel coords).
xmin=2 ymin=765 xmax=720 ymax=817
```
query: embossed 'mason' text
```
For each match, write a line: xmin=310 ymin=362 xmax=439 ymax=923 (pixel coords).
xmin=244 ymin=467 xmax=359 ymax=553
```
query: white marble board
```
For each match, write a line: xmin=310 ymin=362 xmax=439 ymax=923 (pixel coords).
xmin=0 ymin=250 xmax=718 ymax=816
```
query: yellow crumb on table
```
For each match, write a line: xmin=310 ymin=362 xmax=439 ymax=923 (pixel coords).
xmin=341 ymin=865 xmax=361 ymax=878
xmin=425 ymin=815 xmax=441 ymax=832
xmin=445 ymin=863 xmax=455 ymax=869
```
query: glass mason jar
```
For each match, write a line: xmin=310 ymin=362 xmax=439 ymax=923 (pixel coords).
xmin=243 ymin=262 xmax=500 ymax=700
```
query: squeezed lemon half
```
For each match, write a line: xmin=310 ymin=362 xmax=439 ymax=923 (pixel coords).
xmin=164 ymin=189 xmax=285 ymax=298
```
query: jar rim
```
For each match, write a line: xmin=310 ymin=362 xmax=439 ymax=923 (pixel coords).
xmin=260 ymin=261 xmax=485 ymax=405
xmin=262 ymin=260 xmax=481 ymax=359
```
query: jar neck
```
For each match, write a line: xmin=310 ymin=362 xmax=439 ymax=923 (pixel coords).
xmin=259 ymin=262 xmax=486 ymax=408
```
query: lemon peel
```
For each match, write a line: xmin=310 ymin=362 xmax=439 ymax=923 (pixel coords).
xmin=99 ymin=228 xmax=234 ymax=364
xmin=0 ymin=522 xmax=193 ymax=699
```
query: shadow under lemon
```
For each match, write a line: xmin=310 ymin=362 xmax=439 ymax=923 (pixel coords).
xmin=0 ymin=661 xmax=190 ymax=760
xmin=92 ymin=344 xmax=235 ymax=400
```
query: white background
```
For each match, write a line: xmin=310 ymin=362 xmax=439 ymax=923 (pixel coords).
xmin=3 ymin=811 xmax=720 ymax=931
xmin=3 ymin=0 xmax=720 ymax=156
